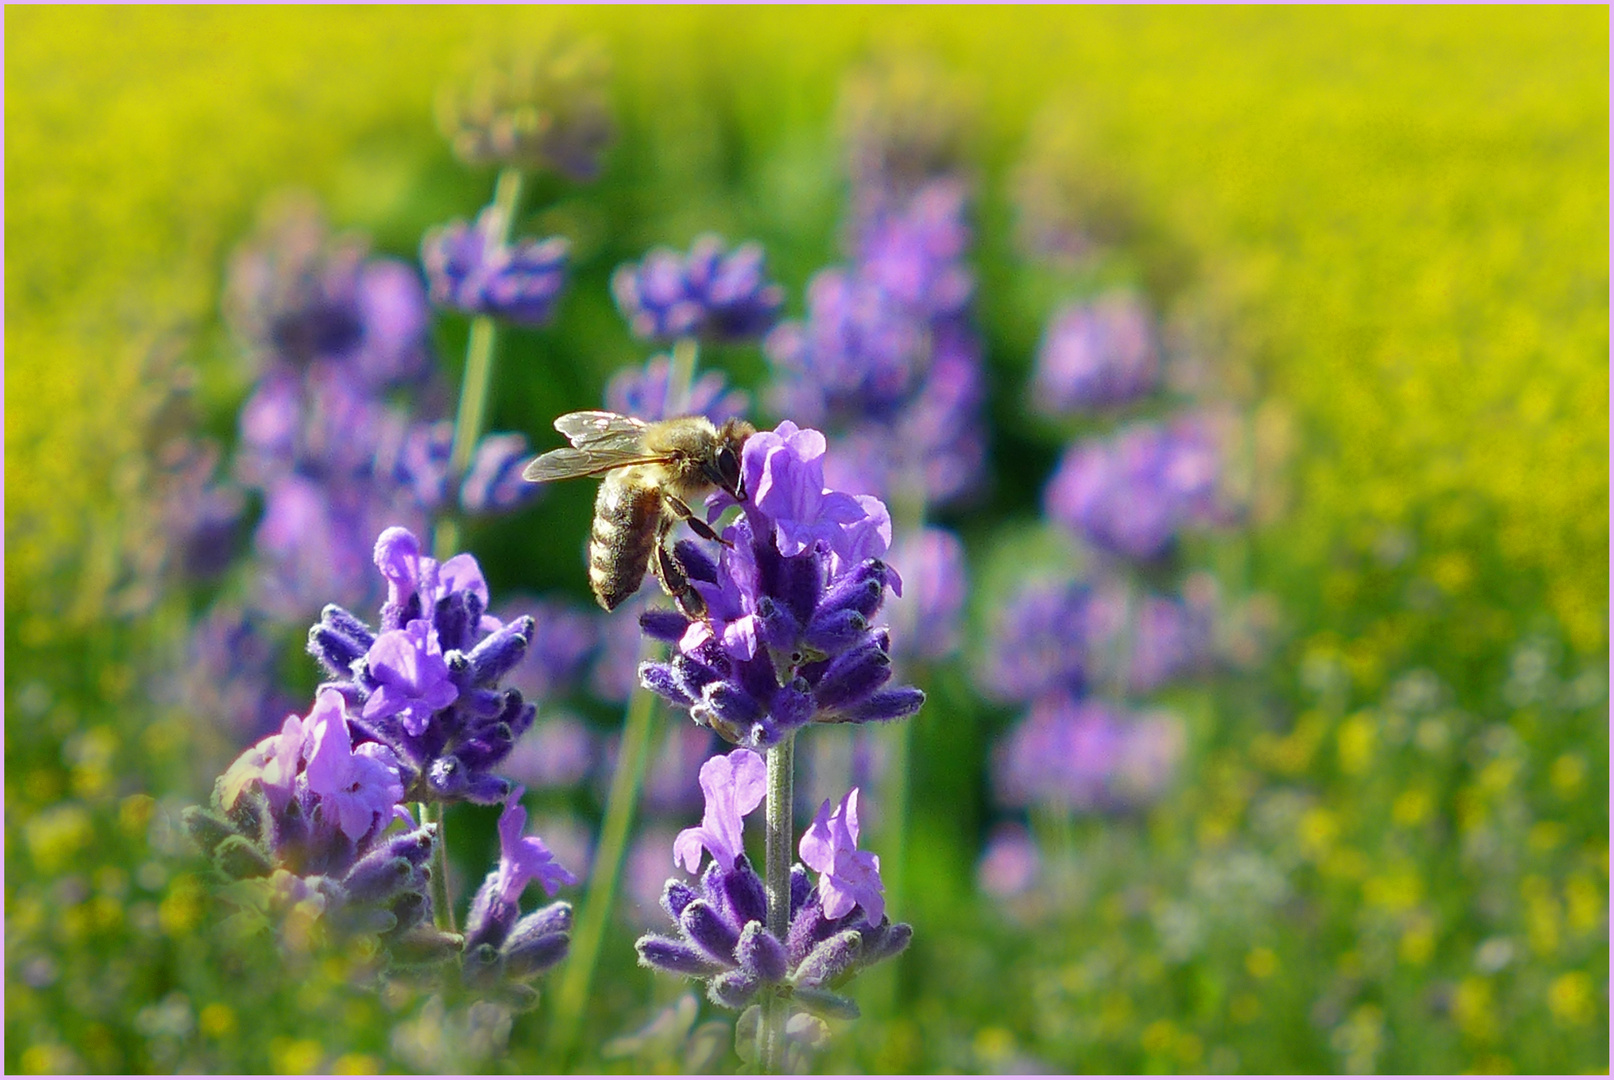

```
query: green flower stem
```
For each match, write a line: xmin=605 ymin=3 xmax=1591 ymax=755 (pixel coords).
xmin=760 ymin=731 xmax=797 ymax=1074
xmin=667 ymin=336 xmax=698 ymax=414
xmin=548 ymin=653 xmax=662 ymax=1068
xmin=549 ymin=344 xmax=701 ymax=1066
xmin=880 ymin=462 xmax=929 ymax=958
xmin=432 ymin=164 xmax=525 ymax=563
xmin=423 ymin=166 xmax=524 ymax=932
xmin=417 ymin=800 xmax=454 ymax=932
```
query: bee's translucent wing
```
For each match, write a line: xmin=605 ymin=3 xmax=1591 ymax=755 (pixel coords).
xmin=522 ymin=446 xmax=669 ymax=483
xmin=554 ymin=411 xmax=650 ymax=453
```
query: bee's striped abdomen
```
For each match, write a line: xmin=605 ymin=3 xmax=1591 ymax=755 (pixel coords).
xmin=589 ymin=470 xmax=662 ymax=611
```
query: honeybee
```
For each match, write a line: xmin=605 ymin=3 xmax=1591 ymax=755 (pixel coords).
xmin=522 ymin=411 xmax=755 ymax=616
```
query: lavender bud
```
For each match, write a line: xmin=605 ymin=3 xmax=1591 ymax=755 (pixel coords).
xmin=680 ymin=899 xmax=740 ymax=962
xmin=503 ymin=927 xmax=571 ymax=979
xmin=793 ymin=928 xmax=863 ymax=988
xmin=343 ymin=855 xmax=414 ymax=906
xmin=802 ymin=608 xmax=870 ymax=653
xmin=640 ymin=662 xmax=694 ymax=707
xmin=816 ymin=560 xmax=889 ymax=619
xmin=671 ymin=538 xmax=718 ymax=583
xmin=811 ymin=644 xmax=893 ymax=711
xmin=716 ymin=857 xmax=768 ymax=929
xmin=708 ymin=968 xmax=761 ymax=1010
xmin=636 ymin=934 xmax=728 ymax=977
xmin=662 ymin=879 xmax=698 ymax=921
xmin=736 ymin=921 xmax=788 ymax=983
xmin=215 ymin=835 xmax=273 ymax=880
xmin=463 ymin=874 xmax=513 ymax=950
xmin=860 ymin=920 xmax=913 ymax=965
xmin=841 ymin=687 xmax=926 ymax=724
xmin=308 ymin=623 xmax=369 ymax=678
xmin=183 ymin=807 xmax=235 ymax=859
xmin=639 ymin=609 xmax=689 ymax=642
xmin=466 ymin=616 xmax=533 ymax=685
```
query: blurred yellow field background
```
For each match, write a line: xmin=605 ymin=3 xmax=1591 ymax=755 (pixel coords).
xmin=5 ymin=8 xmax=1606 ymax=1074
xmin=8 ymin=7 xmax=1605 ymax=650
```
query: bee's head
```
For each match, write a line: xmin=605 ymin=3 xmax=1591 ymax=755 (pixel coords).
xmin=712 ymin=418 xmax=755 ymax=501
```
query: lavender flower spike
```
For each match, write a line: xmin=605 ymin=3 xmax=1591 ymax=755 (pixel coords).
xmin=799 ymin=789 xmax=884 ymax=926
xmin=612 ymin=235 xmax=785 ymax=344
xmin=640 ymin=421 xmax=923 ymax=750
xmin=673 ymin=749 xmax=767 ymax=874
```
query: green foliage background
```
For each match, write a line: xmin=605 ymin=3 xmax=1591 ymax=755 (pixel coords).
xmin=6 ymin=7 xmax=1606 ymax=1074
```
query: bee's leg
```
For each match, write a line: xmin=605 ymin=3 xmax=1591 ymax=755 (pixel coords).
xmin=652 ymin=516 xmax=708 ymax=619
xmin=663 ymin=495 xmax=733 ymax=547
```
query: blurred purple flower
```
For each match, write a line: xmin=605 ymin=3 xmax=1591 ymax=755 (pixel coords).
xmin=765 ymin=269 xmax=924 ymax=425
xmin=1030 ymin=293 xmax=1161 ymax=414
xmin=605 ymin=352 xmax=750 ymax=424
xmin=673 ymin=748 xmax=766 ymax=874
xmin=501 ymin=713 xmax=597 ymax=791
xmin=977 ymin=823 xmax=1041 ymax=899
xmin=155 ymin=437 xmax=247 ymax=581
xmin=993 ymin=694 xmax=1185 ymax=814
xmin=461 ymin=432 xmax=541 ymax=515
xmin=225 ymin=197 xmax=432 ymax=389
xmin=421 ymin=205 xmax=571 ymax=326
xmin=799 ymin=788 xmax=885 ymax=925
xmin=850 ymin=178 xmax=974 ymax=320
xmin=497 ymin=596 xmax=599 ymax=702
xmin=977 ymin=578 xmax=1096 ymax=705
xmin=612 ymin=235 xmax=785 ymax=343
xmin=1043 ymin=415 xmax=1226 ymax=562
xmin=885 ymin=526 xmax=968 ymax=663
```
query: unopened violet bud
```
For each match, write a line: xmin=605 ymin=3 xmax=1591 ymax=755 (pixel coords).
xmin=607 ymin=353 xmax=750 ymax=425
xmin=341 ymin=854 xmax=414 ymax=906
xmin=680 ymin=899 xmax=741 ymax=962
xmin=810 ymin=644 xmax=893 ymax=712
xmin=465 ymin=615 xmax=533 ymax=685
xmin=736 ymin=921 xmax=788 ymax=983
xmin=640 ymin=662 xmax=694 ymax=707
xmin=708 ymin=968 xmax=760 ymax=1010
xmin=841 ymin=687 xmax=926 ymax=724
xmin=715 ymin=857 xmax=769 ymax=929
xmin=481 ymin=236 xmax=570 ymax=326
xmin=636 ymin=934 xmax=728 ymax=977
xmin=662 ymin=879 xmax=698 ymax=921
xmin=397 ymin=421 xmax=454 ymax=512
xmin=793 ymin=928 xmax=864 ymax=989
xmin=640 ymin=608 xmax=689 ymax=642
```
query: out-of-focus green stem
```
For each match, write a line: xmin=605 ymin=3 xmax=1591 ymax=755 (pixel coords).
xmin=667 ymin=336 xmax=698 ymax=415
xmin=433 ymin=165 xmax=524 ymax=563
xmin=422 ymin=166 xmax=523 ymax=934
xmin=760 ymin=732 xmax=797 ymax=1074
xmin=548 ymin=655 xmax=661 ymax=1067
xmin=418 ymin=800 xmax=454 ymax=932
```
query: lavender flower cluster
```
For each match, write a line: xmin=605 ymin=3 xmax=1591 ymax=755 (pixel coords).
xmin=635 ymin=751 xmax=910 ymax=1023
xmin=612 ymin=235 xmax=785 ymax=344
xmin=184 ymin=527 xmax=577 ymax=993
xmin=636 ymin=422 xmax=925 ymax=750
xmin=178 ymin=201 xmax=550 ymax=745
xmin=421 ymin=204 xmax=571 ymax=326
xmin=764 ymin=172 xmax=986 ymax=512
